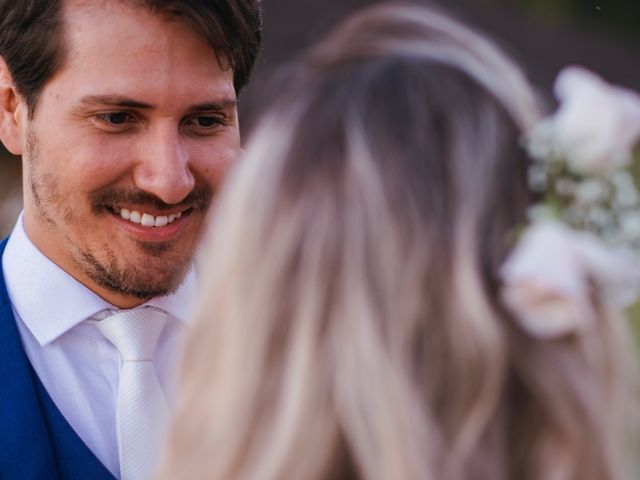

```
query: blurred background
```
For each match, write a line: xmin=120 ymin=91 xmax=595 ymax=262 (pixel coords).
xmin=1 ymin=0 xmax=639 ymax=238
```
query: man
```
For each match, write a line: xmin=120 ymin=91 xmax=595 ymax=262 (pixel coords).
xmin=0 ymin=0 xmax=261 ymax=478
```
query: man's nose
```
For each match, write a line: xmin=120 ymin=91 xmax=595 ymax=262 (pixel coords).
xmin=132 ymin=125 xmax=195 ymax=205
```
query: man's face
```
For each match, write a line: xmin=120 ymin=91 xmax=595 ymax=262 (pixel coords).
xmin=21 ymin=1 xmax=240 ymax=308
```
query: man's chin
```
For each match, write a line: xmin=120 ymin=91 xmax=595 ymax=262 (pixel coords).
xmin=94 ymin=268 xmax=187 ymax=301
xmin=135 ymin=238 xmax=178 ymax=256
xmin=80 ymin=249 xmax=191 ymax=301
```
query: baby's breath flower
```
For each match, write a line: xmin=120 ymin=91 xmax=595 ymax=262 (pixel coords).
xmin=620 ymin=212 xmax=640 ymax=242
xmin=575 ymin=179 xmax=608 ymax=205
xmin=527 ymin=164 xmax=547 ymax=192
xmin=610 ymin=171 xmax=640 ymax=208
xmin=555 ymin=178 xmax=576 ymax=196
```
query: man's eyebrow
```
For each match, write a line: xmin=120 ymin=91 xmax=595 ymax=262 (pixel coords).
xmin=76 ymin=95 xmax=238 ymax=112
xmin=78 ymin=95 xmax=154 ymax=109
xmin=190 ymin=99 xmax=238 ymax=112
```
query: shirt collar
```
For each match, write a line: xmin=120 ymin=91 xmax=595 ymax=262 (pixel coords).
xmin=143 ymin=267 xmax=196 ymax=325
xmin=2 ymin=213 xmax=197 ymax=346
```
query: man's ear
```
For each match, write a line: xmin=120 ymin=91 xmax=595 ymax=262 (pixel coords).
xmin=0 ymin=56 xmax=27 ymax=155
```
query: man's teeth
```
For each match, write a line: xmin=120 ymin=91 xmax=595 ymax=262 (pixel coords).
xmin=116 ymin=208 xmax=183 ymax=227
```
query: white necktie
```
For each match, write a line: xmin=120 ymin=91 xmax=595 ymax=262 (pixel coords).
xmin=96 ymin=307 xmax=169 ymax=480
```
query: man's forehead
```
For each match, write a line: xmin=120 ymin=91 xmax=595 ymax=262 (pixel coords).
xmin=36 ymin=0 xmax=236 ymax=112
xmin=61 ymin=0 xmax=218 ymax=58
xmin=62 ymin=0 xmax=187 ymax=36
xmin=64 ymin=0 xmax=151 ymax=14
xmin=64 ymin=0 xmax=140 ymax=18
xmin=58 ymin=0 xmax=228 ymax=74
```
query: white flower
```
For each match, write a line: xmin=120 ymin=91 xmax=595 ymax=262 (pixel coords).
xmin=574 ymin=178 xmax=608 ymax=205
xmin=527 ymin=163 xmax=547 ymax=192
xmin=500 ymin=220 xmax=640 ymax=339
xmin=527 ymin=204 xmax=555 ymax=223
xmin=526 ymin=66 xmax=640 ymax=174
xmin=610 ymin=170 xmax=640 ymax=209
xmin=584 ymin=206 xmax=613 ymax=230
xmin=555 ymin=178 xmax=576 ymax=196
xmin=620 ymin=211 xmax=640 ymax=242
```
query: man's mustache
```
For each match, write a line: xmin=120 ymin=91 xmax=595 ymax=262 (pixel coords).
xmin=91 ymin=186 xmax=213 ymax=213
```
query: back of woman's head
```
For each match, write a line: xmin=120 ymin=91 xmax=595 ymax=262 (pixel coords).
xmin=158 ymin=2 xmax=637 ymax=480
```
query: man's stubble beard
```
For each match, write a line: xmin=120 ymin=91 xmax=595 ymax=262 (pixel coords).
xmin=78 ymin=240 xmax=193 ymax=300
xmin=25 ymin=127 xmax=209 ymax=301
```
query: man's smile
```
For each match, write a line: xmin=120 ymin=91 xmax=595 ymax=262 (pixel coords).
xmin=111 ymin=206 xmax=191 ymax=228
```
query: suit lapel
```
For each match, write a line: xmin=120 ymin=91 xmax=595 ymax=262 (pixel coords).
xmin=0 ymin=237 xmax=59 ymax=478
xmin=0 ymin=237 xmax=115 ymax=479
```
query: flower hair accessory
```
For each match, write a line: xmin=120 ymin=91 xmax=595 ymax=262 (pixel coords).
xmin=500 ymin=66 xmax=640 ymax=339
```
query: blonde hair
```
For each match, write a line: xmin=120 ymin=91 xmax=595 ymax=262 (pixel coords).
xmin=158 ymin=2 xmax=638 ymax=479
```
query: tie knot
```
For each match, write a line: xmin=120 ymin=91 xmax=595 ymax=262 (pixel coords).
xmin=96 ymin=307 xmax=168 ymax=362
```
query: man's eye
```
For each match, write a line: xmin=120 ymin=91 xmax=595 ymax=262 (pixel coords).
xmin=196 ymin=117 xmax=220 ymax=127
xmin=98 ymin=112 xmax=133 ymax=125
xmin=186 ymin=115 xmax=227 ymax=129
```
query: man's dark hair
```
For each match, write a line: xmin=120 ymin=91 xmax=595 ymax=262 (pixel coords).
xmin=0 ymin=0 xmax=262 ymax=115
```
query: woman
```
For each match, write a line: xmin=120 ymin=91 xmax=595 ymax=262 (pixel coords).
xmin=158 ymin=2 xmax=638 ymax=479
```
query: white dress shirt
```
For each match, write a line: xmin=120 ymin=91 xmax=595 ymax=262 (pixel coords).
xmin=1 ymin=214 xmax=197 ymax=478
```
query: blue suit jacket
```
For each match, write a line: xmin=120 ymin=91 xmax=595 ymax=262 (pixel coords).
xmin=0 ymin=237 xmax=115 ymax=479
